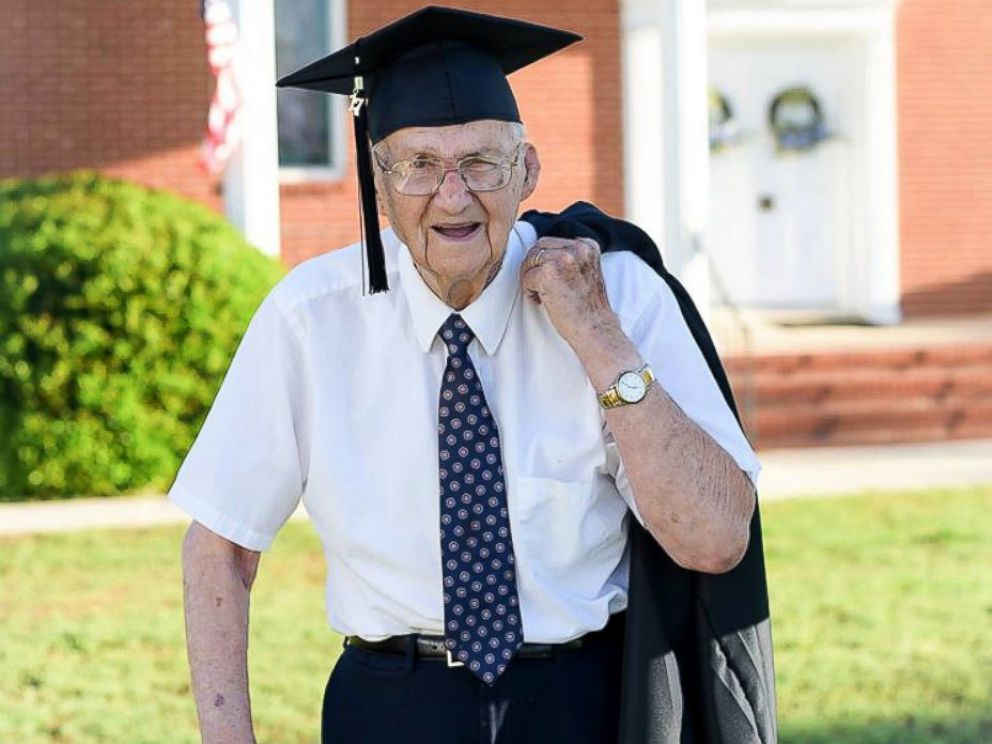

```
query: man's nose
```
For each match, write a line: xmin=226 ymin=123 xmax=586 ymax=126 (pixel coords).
xmin=433 ymin=168 xmax=473 ymax=212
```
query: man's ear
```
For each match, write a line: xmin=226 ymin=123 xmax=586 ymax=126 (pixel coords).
xmin=371 ymin=166 xmax=392 ymax=218
xmin=520 ymin=143 xmax=540 ymax=201
xmin=369 ymin=140 xmax=390 ymax=218
xmin=376 ymin=185 xmax=388 ymax=218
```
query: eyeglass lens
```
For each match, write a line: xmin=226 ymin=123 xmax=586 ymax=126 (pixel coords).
xmin=392 ymin=158 xmax=513 ymax=195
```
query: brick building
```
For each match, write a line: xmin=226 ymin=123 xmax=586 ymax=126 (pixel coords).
xmin=896 ymin=0 xmax=992 ymax=316
xmin=0 ymin=0 xmax=988 ymax=318
xmin=0 ymin=0 xmax=623 ymax=268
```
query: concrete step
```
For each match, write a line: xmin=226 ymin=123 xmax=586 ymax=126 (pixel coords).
xmin=753 ymin=424 xmax=992 ymax=449
xmin=731 ymin=366 xmax=992 ymax=407
xmin=724 ymin=342 xmax=992 ymax=448
xmin=725 ymin=344 xmax=992 ymax=376
xmin=745 ymin=397 xmax=992 ymax=449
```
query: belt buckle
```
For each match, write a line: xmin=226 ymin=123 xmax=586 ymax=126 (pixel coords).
xmin=446 ymin=649 xmax=464 ymax=668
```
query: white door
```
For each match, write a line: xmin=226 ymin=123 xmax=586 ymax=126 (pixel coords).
xmin=705 ymin=36 xmax=860 ymax=310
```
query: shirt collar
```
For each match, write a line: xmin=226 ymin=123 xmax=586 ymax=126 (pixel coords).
xmin=398 ymin=220 xmax=537 ymax=355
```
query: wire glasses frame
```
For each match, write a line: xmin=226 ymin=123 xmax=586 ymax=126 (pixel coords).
xmin=373 ymin=144 xmax=524 ymax=196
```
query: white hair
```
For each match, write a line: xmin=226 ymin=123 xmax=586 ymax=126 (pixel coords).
xmin=507 ymin=121 xmax=527 ymax=145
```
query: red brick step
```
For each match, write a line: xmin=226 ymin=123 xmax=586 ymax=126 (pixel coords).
xmin=723 ymin=342 xmax=992 ymax=448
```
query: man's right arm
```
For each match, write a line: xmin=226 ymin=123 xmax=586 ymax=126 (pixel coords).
xmin=181 ymin=521 xmax=261 ymax=744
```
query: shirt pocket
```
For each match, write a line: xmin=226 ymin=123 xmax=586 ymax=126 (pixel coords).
xmin=510 ymin=476 xmax=628 ymax=573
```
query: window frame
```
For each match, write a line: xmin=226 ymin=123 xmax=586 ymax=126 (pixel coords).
xmin=277 ymin=0 xmax=348 ymax=184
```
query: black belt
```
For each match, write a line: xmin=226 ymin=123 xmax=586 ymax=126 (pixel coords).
xmin=345 ymin=611 xmax=624 ymax=668
xmin=346 ymin=634 xmax=584 ymax=666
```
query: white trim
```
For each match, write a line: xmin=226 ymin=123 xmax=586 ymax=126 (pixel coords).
xmin=277 ymin=0 xmax=348 ymax=184
xmin=708 ymin=6 xmax=897 ymax=37
xmin=622 ymin=0 xmax=902 ymax=325
xmin=278 ymin=164 xmax=344 ymax=184
xmin=705 ymin=1 xmax=901 ymax=324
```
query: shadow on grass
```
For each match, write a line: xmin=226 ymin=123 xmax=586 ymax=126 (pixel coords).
xmin=781 ymin=712 xmax=992 ymax=744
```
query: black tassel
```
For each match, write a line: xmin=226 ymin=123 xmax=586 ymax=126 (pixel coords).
xmin=352 ymin=93 xmax=389 ymax=294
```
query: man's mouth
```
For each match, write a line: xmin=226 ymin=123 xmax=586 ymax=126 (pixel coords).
xmin=432 ymin=222 xmax=482 ymax=241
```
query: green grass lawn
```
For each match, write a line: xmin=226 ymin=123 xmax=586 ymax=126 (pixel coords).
xmin=1 ymin=485 xmax=990 ymax=743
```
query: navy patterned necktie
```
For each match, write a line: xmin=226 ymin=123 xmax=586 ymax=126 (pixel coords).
xmin=437 ymin=313 xmax=524 ymax=685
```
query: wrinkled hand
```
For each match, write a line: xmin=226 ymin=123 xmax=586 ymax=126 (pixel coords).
xmin=519 ymin=237 xmax=621 ymax=349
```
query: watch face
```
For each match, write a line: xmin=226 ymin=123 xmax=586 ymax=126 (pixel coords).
xmin=617 ymin=371 xmax=647 ymax=403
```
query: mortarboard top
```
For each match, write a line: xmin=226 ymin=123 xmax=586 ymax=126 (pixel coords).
xmin=276 ymin=6 xmax=582 ymax=294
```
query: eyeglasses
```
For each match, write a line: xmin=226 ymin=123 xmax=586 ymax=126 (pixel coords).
xmin=374 ymin=145 xmax=523 ymax=196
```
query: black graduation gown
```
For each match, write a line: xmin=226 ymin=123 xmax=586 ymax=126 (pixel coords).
xmin=521 ymin=202 xmax=778 ymax=744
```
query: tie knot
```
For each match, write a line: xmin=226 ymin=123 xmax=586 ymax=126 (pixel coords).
xmin=439 ymin=313 xmax=475 ymax=356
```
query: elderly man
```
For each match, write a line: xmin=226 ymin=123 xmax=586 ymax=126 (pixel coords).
xmin=171 ymin=7 xmax=772 ymax=744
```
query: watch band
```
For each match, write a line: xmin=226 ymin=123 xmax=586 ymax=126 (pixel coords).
xmin=598 ymin=364 xmax=655 ymax=409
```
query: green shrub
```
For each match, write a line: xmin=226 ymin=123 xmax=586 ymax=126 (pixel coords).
xmin=0 ymin=171 xmax=285 ymax=500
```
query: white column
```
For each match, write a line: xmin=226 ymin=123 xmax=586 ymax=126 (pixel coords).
xmin=623 ymin=0 xmax=712 ymax=317
xmin=622 ymin=0 xmax=666 ymax=258
xmin=224 ymin=0 xmax=282 ymax=258
xmin=663 ymin=0 xmax=712 ymax=315
xmin=863 ymin=6 xmax=902 ymax=325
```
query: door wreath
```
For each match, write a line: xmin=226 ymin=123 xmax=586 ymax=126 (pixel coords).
xmin=709 ymin=88 xmax=742 ymax=153
xmin=769 ymin=86 xmax=830 ymax=153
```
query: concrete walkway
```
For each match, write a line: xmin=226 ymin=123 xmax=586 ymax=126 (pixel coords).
xmin=711 ymin=309 xmax=992 ymax=355
xmin=2 ymin=439 xmax=990 ymax=537
xmin=756 ymin=438 xmax=992 ymax=500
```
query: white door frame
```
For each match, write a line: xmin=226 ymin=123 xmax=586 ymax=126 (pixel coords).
xmin=623 ymin=0 xmax=902 ymax=325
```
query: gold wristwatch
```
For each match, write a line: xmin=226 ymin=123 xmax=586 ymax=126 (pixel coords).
xmin=597 ymin=364 xmax=655 ymax=409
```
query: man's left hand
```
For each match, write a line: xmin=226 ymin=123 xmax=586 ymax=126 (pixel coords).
xmin=520 ymin=237 xmax=621 ymax=349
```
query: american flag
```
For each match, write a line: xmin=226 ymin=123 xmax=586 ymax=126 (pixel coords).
xmin=200 ymin=0 xmax=242 ymax=174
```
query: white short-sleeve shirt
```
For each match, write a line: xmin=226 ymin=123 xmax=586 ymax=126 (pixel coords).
xmin=168 ymin=221 xmax=761 ymax=643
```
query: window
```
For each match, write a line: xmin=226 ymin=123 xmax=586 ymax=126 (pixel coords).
xmin=274 ymin=0 xmax=345 ymax=179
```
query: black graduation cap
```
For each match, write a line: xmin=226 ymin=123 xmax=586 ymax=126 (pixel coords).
xmin=276 ymin=6 xmax=582 ymax=293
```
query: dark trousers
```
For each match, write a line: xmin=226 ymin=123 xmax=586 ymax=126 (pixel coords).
xmin=322 ymin=611 xmax=625 ymax=744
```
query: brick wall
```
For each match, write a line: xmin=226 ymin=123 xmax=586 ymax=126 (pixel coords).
xmin=18 ymin=3 xmax=987 ymax=319
xmin=280 ymin=0 xmax=623 ymax=266
xmin=0 ymin=1 xmax=620 ymax=269
xmin=0 ymin=0 xmax=220 ymax=211
xmin=897 ymin=0 xmax=992 ymax=317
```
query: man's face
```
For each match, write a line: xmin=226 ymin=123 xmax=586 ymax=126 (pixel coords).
xmin=373 ymin=119 xmax=540 ymax=309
